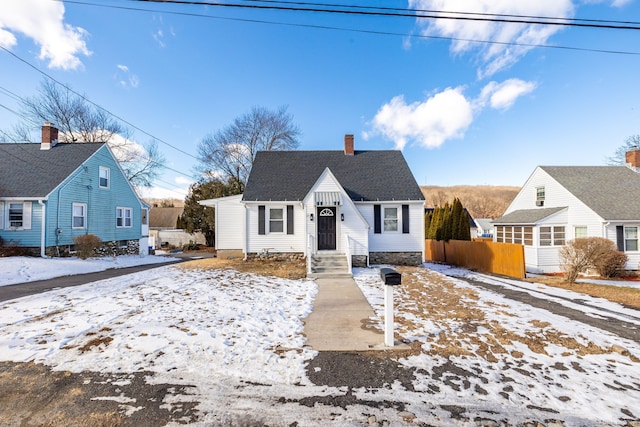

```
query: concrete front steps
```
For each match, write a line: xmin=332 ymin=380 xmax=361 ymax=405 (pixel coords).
xmin=308 ymin=253 xmax=352 ymax=279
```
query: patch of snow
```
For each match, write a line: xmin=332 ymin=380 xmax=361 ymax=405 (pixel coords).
xmin=0 ymin=255 xmax=178 ymax=287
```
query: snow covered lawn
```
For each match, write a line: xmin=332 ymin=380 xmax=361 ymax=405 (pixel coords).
xmin=0 ymin=256 xmax=639 ymax=426
xmin=0 ymin=254 xmax=178 ymax=286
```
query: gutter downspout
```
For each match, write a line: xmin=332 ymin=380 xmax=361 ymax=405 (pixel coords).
xmin=243 ymin=203 xmax=248 ymax=260
xmin=39 ymin=200 xmax=46 ymax=257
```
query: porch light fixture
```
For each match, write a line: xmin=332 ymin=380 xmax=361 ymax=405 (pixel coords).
xmin=341 ymin=213 xmax=344 ymax=221
xmin=310 ymin=213 xmax=314 ymax=221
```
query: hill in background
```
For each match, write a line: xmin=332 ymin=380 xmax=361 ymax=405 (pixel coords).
xmin=421 ymin=185 xmax=520 ymax=219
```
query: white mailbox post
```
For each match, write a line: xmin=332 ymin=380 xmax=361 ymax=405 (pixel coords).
xmin=379 ymin=268 xmax=401 ymax=347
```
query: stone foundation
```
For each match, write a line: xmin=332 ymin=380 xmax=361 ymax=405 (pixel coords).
xmin=41 ymin=240 xmax=141 ymax=258
xmin=368 ymin=251 xmax=422 ymax=266
xmin=246 ymin=252 xmax=305 ymax=262
xmin=351 ymin=255 xmax=369 ymax=268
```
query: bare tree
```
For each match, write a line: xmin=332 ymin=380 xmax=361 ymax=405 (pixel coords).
xmin=3 ymin=80 xmax=165 ymax=188
xmin=197 ymin=106 xmax=301 ymax=184
xmin=606 ymin=134 xmax=640 ymax=165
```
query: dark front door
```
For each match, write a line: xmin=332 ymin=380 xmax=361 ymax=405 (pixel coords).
xmin=317 ymin=207 xmax=336 ymax=250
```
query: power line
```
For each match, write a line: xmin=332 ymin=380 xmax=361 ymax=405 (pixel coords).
xmin=236 ymin=0 xmax=640 ymax=27
xmin=0 ymin=45 xmax=200 ymax=162
xmin=126 ymin=0 xmax=640 ymax=31
xmin=61 ymin=0 xmax=640 ymax=56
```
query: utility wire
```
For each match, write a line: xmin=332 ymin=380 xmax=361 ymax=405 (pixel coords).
xmin=0 ymin=45 xmax=199 ymax=162
xmin=62 ymin=0 xmax=640 ymax=56
xmin=126 ymin=0 xmax=640 ymax=30
xmin=235 ymin=0 xmax=640 ymax=27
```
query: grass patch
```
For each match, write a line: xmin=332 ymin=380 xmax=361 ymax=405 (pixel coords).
xmin=178 ymin=257 xmax=307 ymax=280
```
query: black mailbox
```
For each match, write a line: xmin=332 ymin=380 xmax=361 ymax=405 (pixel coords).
xmin=380 ymin=268 xmax=401 ymax=286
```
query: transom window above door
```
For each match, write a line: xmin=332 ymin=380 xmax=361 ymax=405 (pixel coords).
xmin=319 ymin=208 xmax=334 ymax=217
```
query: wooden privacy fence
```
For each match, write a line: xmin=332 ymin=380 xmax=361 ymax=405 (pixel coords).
xmin=425 ymin=239 xmax=525 ymax=279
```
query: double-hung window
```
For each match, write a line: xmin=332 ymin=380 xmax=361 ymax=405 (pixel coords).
xmin=72 ymin=203 xmax=87 ymax=229
xmin=99 ymin=166 xmax=110 ymax=189
xmin=574 ymin=226 xmax=588 ymax=239
xmin=625 ymin=227 xmax=638 ymax=251
xmin=384 ymin=207 xmax=398 ymax=232
xmin=269 ymin=208 xmax=284 ymax=233
xmin=8 ymin=203 xmax=23 ymax=228
xmin=116 ymin=207 xmax=133 ymax=228
xmin=539 ymin=226 xmax=565 ymax=246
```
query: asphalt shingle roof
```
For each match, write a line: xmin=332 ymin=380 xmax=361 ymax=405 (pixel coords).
xmin=0 ymin=142 xmax=105 ymax=198
xmin=242 ymin=150 xmax=425 ymax=202
xmin=493 ymin=207 xmax=567 ymax=224
xmin=540 ymin=166 xmax=640 ymax=221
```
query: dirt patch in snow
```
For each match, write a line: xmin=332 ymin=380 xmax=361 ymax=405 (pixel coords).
xmin=394 ymin=266 xmax=639 ymax=361
xmin=0 ymin=361 xmax=198 ymax=427
xmin=524 ymin=275 xmax=640 ymax=310
xmin=178 ymin=257 xmax=307 ymax=280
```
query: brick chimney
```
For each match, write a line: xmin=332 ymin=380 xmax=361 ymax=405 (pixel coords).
xmin=626 ymin=149 xmax=640 ymax=171
xmin=344 ymin=134 xmax=354 ymax=155
xmin=41 ymin=122 xmax=59 ymax=150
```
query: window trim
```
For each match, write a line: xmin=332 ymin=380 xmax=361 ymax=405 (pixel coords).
xmin=624 ymin=226 xmax=638 ymax=252
xmin=539 ymin=225 xmax=565 ymax=247
xmin=72 ymin=203 xmax=87 ymax=229
xmin=99 ymin=166 xmax=110 ymax=189
xmin=4 ymin=201 xmax=31 ymax=230
xmin=574 ymin=226 xmax=588 ymax=239
xmin=116 ymin=207 xmax=133 ymax=228
xmin=8 ymin=202 xmax=24 ymax=229
xmin=268 ymin=207 xmax=284 ymax=234
xmin=383 ymin=206 xmax=399 ymax=233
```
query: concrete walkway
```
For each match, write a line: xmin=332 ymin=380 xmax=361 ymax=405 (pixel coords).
xmin=304 ymin=277 xmax=408 ymax=351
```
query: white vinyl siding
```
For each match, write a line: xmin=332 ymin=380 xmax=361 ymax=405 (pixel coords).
xmin=246 ymin=203 xmax=306 ymax=253
xmin=213 ymin=195 xmax=245 ymax=251
xmin=365 ymin=202 xmax=424 ymax=253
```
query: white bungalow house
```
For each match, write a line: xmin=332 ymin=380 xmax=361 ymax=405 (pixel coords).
xmin=493 ymin=150 xmax=640 ymax=273
xmin=200 ymin=135 xmax=425 ymax=276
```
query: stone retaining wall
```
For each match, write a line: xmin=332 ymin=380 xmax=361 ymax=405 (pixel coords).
xmin=369 ymin=252 xmax=422 ymax=266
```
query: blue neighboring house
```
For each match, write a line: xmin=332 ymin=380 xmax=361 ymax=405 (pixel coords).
xmin=0 ymin=122 xmax=150 ymax=257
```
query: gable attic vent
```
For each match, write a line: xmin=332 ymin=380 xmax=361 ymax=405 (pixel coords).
xmin=40 ymin=122 xmax=59 ymax=150
xmin=344 ymin=134 xmax=354 ymax=155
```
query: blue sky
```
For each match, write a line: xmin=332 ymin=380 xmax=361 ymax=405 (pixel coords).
xmin=1 ymin=0 xmax=640 ymax=199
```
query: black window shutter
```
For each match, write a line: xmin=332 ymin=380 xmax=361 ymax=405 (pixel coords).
xmin=374 ymin=205 xmax=381 ymax=234
xmin=258 ymin=205 xmax=265 ymax=235
xmin=616 ymin=225 xmax=624 ymax=251
xmin=402 ymin=205 xmax=410 ymax=234
xmin=286 ymin=205 xmax=294 ymax=235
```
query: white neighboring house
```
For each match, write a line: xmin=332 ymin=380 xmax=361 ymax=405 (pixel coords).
xmin=493 ymin=150 xmax=640 ymax=273
xmin=200 ymin=135 xmax=426 ymax=276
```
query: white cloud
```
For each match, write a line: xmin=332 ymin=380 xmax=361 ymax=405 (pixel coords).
xmin=364 ymin=87 xmax=474 ymax=150
xmin=367 ymin=79 xmax=536 ymax=149
xmin=175 ymin=176 xmax=193 ymax=186
xmin=114 ymin=64 xmax=140 ymax=89
xmin=0 ymin=0 xmax=90 ymax=70
xmin=477 ymin=79 xmax=536 ymax=110
xmin=408 ymin=0 xmax=574 ymax=78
